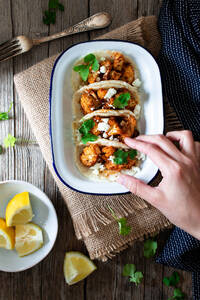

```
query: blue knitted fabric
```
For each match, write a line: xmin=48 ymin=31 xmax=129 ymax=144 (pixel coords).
xmin=157 ymin=1 xmax=200 ymax=299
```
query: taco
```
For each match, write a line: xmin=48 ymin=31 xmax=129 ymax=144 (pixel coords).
xmin=73 ymin=80 xmax=141 ymax=120
xmin=74 ymin=109 xmax=139 ymax=146
xmin=75 ymin=143 xmax=143 ymax=181
xmin=72 ymin=51 xmax=141 ymax=91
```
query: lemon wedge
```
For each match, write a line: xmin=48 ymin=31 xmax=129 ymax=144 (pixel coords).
xmin=64 ymin=251 xmax=97 ymax=285
xmin=15 ymin=223 xmax=43 ymax=257
xmin=6 ymin=191 xmax=33 ymax=226
xmin=0 ymin=218 xmax=15 ymax=250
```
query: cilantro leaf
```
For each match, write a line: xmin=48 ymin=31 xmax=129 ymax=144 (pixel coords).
xmin=79 ymin=120 xmax=98 ymax=144
xmin=92 ymin=59 xmax=99 ymax=72
xmin=114 ymin=149 xmax=129 ymax=165
xmin=108 ymin=205 xmax=131 ymax=236
xmin=123 ymin=264 xmax=143 ymax=286
xmin=4 ymin=134 xmax=17 ymax=148
xmin=0 ymin=102 xmax=13 ymax=121
xmin=163 ymin=272 xmax=180 ymax=287
xmin=84 ymin=54 xmax=96 ymax=63
xmin=123 ymin=264 xmax=136 ymax=276
xmin=143 ymin=239 xmax=158 ymax=258
xmin=73 ymin=65 xmax=90 ymax=81
xmin=43 ymin=0 xmax=64 ymax=25
xmin=0 ymin=145 xmax=3 ymax=154
xmin=128 ymin=149 xmax=137 ymax=159
xmin=81 ymin=133 xmax=98 ymax=144
xmin=73 ymin=53 xmax=99 ymax=81
xmin=113 ymin=93 xmax=130 ymax=109
xmin=130 ymin=271 xmax=143 ymax=286
xmin=173 ymin=288 xmax=185 ymax=299
xmin=118 ymin=218 xmax=131 ymax=235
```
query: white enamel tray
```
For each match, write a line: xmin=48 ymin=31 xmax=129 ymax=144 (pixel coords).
xmin=50 ymin=40 xmax=163 ymax=195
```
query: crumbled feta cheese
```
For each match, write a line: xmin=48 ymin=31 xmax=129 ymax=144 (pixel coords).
xmin=134 ymin=104 xmax=141 ymax=119
xmin=90 ymin=163 xmax=105 ymax=175
xmin=108 ymin=155 xmax=114 ymax=163
xmin=109 ymin=135 xmax=114 ymax=140
xmin=100 ymin=57 xmax=106 ymax=61
xmin=97 ymin=122 xmax=110 ymax=132
xmin=104 ymin=88 xmax=117 ymax=99
xmin=96 ymin=77 xmax=101 ymax=82
xmin=132 ymin=78 xmax=142 ymax=88
xmin=91 ymin=107 xmax=94 ymax=111
xmin=103 ymin=132 xmax=108 ymax=138
xmin=101 ymin=118 xmax=109 ymax=124
xmin=113 ymin=138 xmax=119 ymax=141
xmin=100 ymin=66 xmax=106 ymax=73
xmin=136 ymin=151 xmax=146 ymax=161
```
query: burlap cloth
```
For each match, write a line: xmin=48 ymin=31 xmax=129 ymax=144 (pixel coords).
xmin=14 ymin=16 xmax=183 ymax=261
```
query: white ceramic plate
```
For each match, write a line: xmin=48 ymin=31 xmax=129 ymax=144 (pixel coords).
xmin=50 ymin=40 xmax=163 ymax=195
xmin=0 ymin=180 xmax=58 ymax=272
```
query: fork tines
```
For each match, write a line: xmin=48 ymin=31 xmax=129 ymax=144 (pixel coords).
xmin=0 ymin=38 xmax=22 ymax=62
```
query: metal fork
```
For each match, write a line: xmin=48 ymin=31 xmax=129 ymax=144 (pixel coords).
xmin=0 ymin=12 xmax=111 ymax=62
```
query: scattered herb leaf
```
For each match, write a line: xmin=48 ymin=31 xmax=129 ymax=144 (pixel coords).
xmin=128 ymin=149 xmax=137 ymax=159
xmin=143 ymin=239 xmax=158 ymax=258
xmin=163 ymin=272 xmax=180 ymax=287
xmin=0 ymin=102 xmax=13 ymax=121
xmin=108 ymin=205 xmax=131 ymax=236
xmin=113 ymin=149 xmax=137 ymax=165
xmin=4 ymin=134 xmax=16 ymax=148
xmin=123 ymin=264 xmax=143 ymax=286
xmin=79 ymin=119 xmax=98 ymax=144
xmin=43 ymin=0 xmax=64 ymax=25
xmin=113 ymin=93 xmax=130 ymax=109
xmin=73 ymin=53 xmax=99 ymax=81
xmin=168 ymin=288 xmax=185 ymax=300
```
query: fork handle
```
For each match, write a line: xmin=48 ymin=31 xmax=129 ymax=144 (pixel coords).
xmin=32 ymin=12 xmax=111 ymax=45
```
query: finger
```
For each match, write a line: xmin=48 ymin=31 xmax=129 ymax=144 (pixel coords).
xmin=124 ymin=137 xmax=173 ymax=175
xmin=194 ymin=141 xmax=200 ymax=166
xmin=117 ymin=174 xmax=160 ymax=207
xmin=135 ymin=134 xmax=183 ymax=162
xmin=166 ymin=130 xmax=195 ymax=159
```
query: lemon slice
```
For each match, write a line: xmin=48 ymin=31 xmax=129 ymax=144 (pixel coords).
xmin=0 ymin=218 xmax=15 ymax=250
xmin=15 ymin=223 xmax=43 ymax=257
xmin=64 ymin=251 xmax=97 ymax=285
xmin=6 ymin=191 xmax=33 ymax=226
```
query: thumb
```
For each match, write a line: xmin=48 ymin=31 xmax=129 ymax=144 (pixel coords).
xmin=117 ymin=174 xmax=159 ymax=207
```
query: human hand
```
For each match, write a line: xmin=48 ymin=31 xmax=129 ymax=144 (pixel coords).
xmin=117 ymin=131 xmax=200 ymax=239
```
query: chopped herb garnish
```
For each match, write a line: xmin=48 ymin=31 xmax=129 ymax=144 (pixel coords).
xmin=168 ymin=288 xmax=185 ymax=300
xmin=4 ymin=134 xmax=16 ymax=148
xmin=108 ymin=205 xmax=131 ymax=236
xmin=0 ymin=102 xmax=13 ymax=121
xmin=143 ymin=239 xmax=158 ymax=258
xmin=73 ymin=53 xmax=99 ymax=81
xmin=79 ymin=119 xmax=98 ymax=144
xmin=163 ymin=272 xmax=180 ymax=287
xmin=113 ymin=93 xmax=130 ymax=109
xmin=43 ymin=0 xmax=64 ymax=25
xmin=113 ymin=149 xmax=137 ymax=165
xmin=123 ymin=264 xmax=143 ymax=286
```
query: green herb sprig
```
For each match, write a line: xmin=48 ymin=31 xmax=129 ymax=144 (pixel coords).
xmin=3 ymin=134 xmax=37 ymax=148
xmin=168 ymin=288 xmax=185 ymax=300
xmin=0 ymin=103 xmax=13 ymax=121
xmin=113 ymin=93 xmax=130 ymax=109
xmin=163 ymin=272 xmax=185 ymax=300
xmin=43 ymin=0 xmax=64 ymax=25
xmin=123 ymin=264 xmax=143 ymax=286
xmin=79 ymin=119 xmax=98 ymax=144
xmin=108 ymin=205 xmax=131 ymax=236
xmin=143 ymin=239 xmax=158 ymax=258
xmin=114 ymin=149 xmax=137 ymax=165
xmin=73 ymin=53 xmax=99 ymax=81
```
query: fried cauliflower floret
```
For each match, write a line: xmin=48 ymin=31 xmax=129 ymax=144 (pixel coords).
xmin=107 ymin=117 xmax=122 ymax=136
xmin=80 ymin=90 xmax=101 ymax=114
xmin=97 ymin=88 xmax=107 ymax=99
xmin=121 ymin=64 xmax=135 ymax=84
xmin=110 ymin=70 xmax=121 ymax=80
xmin=91 ymin=116 xmax=101 ymax=136
xmin=102 ymin=97 xmax=115 ymax=109
xmin=120 ymin=116 xmax=137 ymax=138
xmin=88 ymin=71 xmax=98 ymax=84
xmin=101 ymin=59 xmax=112 ymax=80
xmin=113 ymin=52 xmax=125 ymax=72
xmin=80 ymin=144 xmax=101 ymax=167
xmin=101 ymin=146 xmax=116 ymax=159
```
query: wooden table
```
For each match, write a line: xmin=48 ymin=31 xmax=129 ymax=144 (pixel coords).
xmin=0 ymin=0 xmax=192 ymax=299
